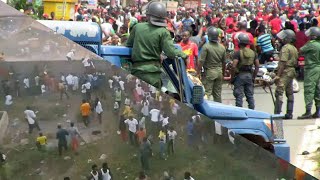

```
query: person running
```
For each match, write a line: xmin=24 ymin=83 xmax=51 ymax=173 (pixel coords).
xmin=56 ymin=124 xmax=69 ymax=156
xmin=24 ymin=106 xmax=41 ymax=134
xmin=69 ymin=122 xmax=80 ymax=154
xmin=80 ymin=99 xmax=91 ymax=127
xmin=94 ymin=98 xmax=103 ymax=124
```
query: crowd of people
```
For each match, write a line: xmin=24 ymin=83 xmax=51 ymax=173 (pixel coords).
xmin=57 ymin=0 xmax=320 ymax=120
xmin=10 ymin=0 xmax=320 ymax=178
xmin=1 ymin=54 xmax=204 ymax=179
xmin=20 ymin=0 xmax=320 ymax=119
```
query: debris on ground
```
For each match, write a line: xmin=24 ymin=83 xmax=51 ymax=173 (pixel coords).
xmin=20 ymin=138 xmax=29 ymax=145
xmin=99 ymin=154 xmax=107 ymax=160
xmin=64 ymin=156 xmax=71 ymax=160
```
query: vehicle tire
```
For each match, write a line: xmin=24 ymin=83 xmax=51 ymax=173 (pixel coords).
xmin=293 ymin=78 xmax=300 ymax=93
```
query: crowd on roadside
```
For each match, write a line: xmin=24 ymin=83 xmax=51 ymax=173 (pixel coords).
xmin=36 ymin=0 xmax=319 ymax=104
xmin=0 ymin=56 xmax=204 ymax=179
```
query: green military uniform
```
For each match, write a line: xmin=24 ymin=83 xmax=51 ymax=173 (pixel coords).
xmin=274 ymin=44 xmax=298 ymax=115
xmin=199 ymin=42 xmax=226 ymax=102
xmin=300 ymin=40 xmax=320 ymax=111
xmin=126 ymin=22 xmax=187 ymax=89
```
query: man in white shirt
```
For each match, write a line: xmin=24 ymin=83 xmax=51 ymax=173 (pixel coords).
xmin=167 ymin=127 xmax=177 ymax=155
xmin=101 ymin=16 xmax=115 ymax=42
xmin=24 ymin=106 xmax=41 ymax=134
xmin=108 ymin=78 xmax=113 ymax=89
xmin=72 ymin=75 xmax=79 ymax=91
xmin=118 ymin=80 xmax=125 ymax=91
xmin=149 ymin=108 xmax=160 ymax=134
xmin=65 ymin=74 xmax=74 ymax=91
xmin=149 ymin=85 xmax=157 ymax=98
xmin=5 ymin=95 xmax=13 ymax=106
xmin=23 ymin=77 xmax=30 ymax=95
xmin=160 ymin=113 xmax=169 ymax=128
xmin=34 ymin=76 xmax=40 ymax=86
xmin=149 ymin=108 xmax=160 ymax=123
xmin=60 ymin=73 xmax=66 ymax=84
xmin=113 ymin=75 xmax=121 ymax=82
xmin=124 ymin=116 xmax=138 ymax=146
xmin=84 ymin=81 xmax=92 ymax=100
xmin=82 ymin=57 xmax=95 ymax=74
xmin=124 ymin=96 xmax=131 ymax=106
xmin=41 ymin=84 xmax=46 ymax=95
xmin=66 ymin=49 xmax=75 ymax=61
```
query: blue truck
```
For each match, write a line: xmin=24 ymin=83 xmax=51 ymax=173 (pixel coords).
xmin=38 ymin=20 xmax=290 ymax=162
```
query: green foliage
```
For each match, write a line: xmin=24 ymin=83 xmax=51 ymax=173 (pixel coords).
xmin=9 ymin=0 xmax=27 ymax=10
xmin=8 ymin=0 xmax=43 ymax=20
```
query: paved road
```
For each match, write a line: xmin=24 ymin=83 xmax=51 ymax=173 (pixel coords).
xmin=221 ymin=82 xmax=320 ymax=178
xmin=221 ymin=82 xmax=307 ymax=117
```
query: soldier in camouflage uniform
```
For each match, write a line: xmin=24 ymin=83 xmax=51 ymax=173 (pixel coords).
xmin=274 ymin=29 xmax=298 ymax=119
xmin=197 ymin=27 xmax=226 ymax=102
xmin=231 ymin=33 xmax=260 ymax=109
xmin=298 ymin=27 xmax=320 ymax=119
xmin=126 ymin=1 xmax=187 ymax=89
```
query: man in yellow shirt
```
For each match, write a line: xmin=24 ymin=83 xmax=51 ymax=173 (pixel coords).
xmin=80 ymin=99 xmax=91 ymax=127
xmin=36 ymin=132 xmax=47 ymax=151
xmin=122 ymin=105 xmax=132 ymax=118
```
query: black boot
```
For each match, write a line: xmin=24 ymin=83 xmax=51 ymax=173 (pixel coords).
xmin=284 ymin=114 xmax=293 ymax=119
xmin=312 ymin=107 xmax=320 ymax=118
xmin=284 ymin=101 xmax=293 ymax=119
xmin=298 ymin=109 xmax=312 ymax=119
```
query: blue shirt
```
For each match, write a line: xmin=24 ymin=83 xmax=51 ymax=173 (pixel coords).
xmin=186 ymin=121 xmax=194 ymax=135
xmin=182 ymin=18 xmax=194 ymax=31
xmin=257 ymin=34 xmax=274 ymax=53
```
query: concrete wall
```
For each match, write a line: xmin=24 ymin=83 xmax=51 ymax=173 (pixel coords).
xmin=0 ymin=111 xmax=8 ymax=144
xmin=0 ymin=60 xmax=115 ymax=80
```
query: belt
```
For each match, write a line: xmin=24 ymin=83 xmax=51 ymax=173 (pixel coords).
xmin=131 ymin=61 xmax=160 ymax=67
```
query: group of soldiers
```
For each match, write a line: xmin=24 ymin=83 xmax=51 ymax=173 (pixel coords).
xmin=126 ymin=1 xmax=320 ymax=120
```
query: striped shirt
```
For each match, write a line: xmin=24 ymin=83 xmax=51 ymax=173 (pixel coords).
xmin=257 ymin=34 xmax=274 ymax=53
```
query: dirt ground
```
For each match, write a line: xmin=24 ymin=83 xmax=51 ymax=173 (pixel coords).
xmin=0 ymin=74 xmax=303 ymax=180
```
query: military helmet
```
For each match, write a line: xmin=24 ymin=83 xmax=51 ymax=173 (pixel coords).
xmin=237 ymin=33 xmax=250 ymax=45
xmin=207 ymin=26 xmax=219 ymax=42
xmin=146 ymin=1 xmax=167 ymax=27
xmin=305 ymin=27 xmax=320 ymax=40
xmin=276 ymin=29 xmax=296 ymax=43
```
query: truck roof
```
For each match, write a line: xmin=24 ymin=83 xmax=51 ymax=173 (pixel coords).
xmin=37 ymin=20 xmax=102 ymax=44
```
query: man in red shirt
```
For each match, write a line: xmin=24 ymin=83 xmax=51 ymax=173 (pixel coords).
xmin=179 ymin=31 xmax=198 ymax=70
xmin=295 ymin=23 xmax=309 ymax=51
xmin=226 ymin=12 xmax=234 ymax=27
xmin=232 ymin=22 xmax=255 ymax=51
xmin=269 ymin=11 xmax=283 ymax=34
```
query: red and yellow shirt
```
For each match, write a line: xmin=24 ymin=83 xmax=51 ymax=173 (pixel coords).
xmin=179 ymin=40 xmax=198 ymax=70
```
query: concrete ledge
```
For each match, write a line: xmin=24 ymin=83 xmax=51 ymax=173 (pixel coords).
xmin=0 ymin=111 xmax=9 ymax=144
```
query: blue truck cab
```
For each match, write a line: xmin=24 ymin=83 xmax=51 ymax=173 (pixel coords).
xmin=38 ymin=20 xmax=290 ymax=162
